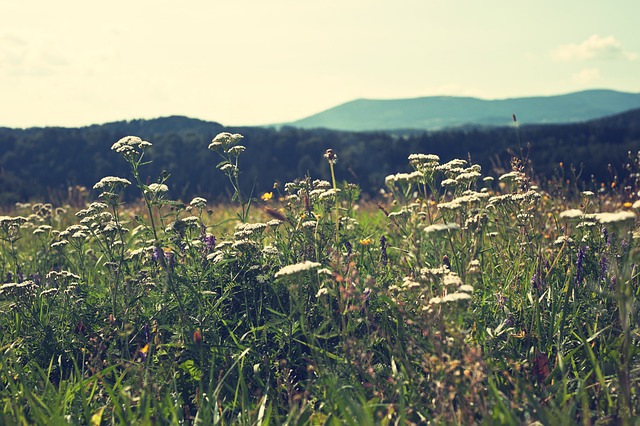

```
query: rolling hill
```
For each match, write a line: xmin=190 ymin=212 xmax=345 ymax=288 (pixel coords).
xmin=286 ymin=89 xmax=640 ymax=131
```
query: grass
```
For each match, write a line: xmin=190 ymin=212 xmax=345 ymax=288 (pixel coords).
xmin=1 ymin=134 xmax=639 ymax=425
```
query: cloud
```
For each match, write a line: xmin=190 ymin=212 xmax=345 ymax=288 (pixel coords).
xmin=0 ymin=32 xmax=68 ymax=77
xmin=571 ymin=68 xmax=601 ymax=85
xmin=553 ymin=35 xmax=638 ymax=61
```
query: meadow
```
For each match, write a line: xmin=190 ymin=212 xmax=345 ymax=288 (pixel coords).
xmin=1 ymin=133 xmax=639 ymax=425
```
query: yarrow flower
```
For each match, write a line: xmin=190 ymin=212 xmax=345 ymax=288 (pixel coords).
xmin=593 ymin=211 xmax=636 ymax=225
xmin=208 ymin=132 xmax=244 ymax=150
xmin=559 ymin=209 xmax=585 ymax=221
xmin=190 ymin=197 xmax=207 ymax=208
xmin=93 ymin=176 xmax=132 ymax=190
xmin=111 ymin=136 xmax=152 ymax=155
xmin=275 ymin=261 xmax=322 ymax=278
xmin=424 ymin=223 xmax=460 ymax=235
xmin=145 ymin=183 xmax=169 ymax=194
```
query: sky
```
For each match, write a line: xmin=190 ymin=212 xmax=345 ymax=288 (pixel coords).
xmin=1 ymin=0 xmax=639 ymax=128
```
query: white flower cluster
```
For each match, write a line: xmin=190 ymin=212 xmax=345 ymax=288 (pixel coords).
xmin=208 ymin=132 xmax=244 ymax=151
xmin=424 ymin=222 xmax=460 ymax=235
xmin=190 ymin=197 xmax=208 ymax=208
xmin=275 ymin=260 xmax=322 ymax=278
xmin=385 ymin=171 xmax=423 ymax=187
xmin=234 ymin=222 xmax=267 ymax=239
xmin=93 ymin=176 xmax=132 ymax=190
xmin=145 ymin=183 xmax=169 ymax=194
xmin=111 ymin=136 xmax=152 ymax=155
xmin=592 ymin=211 xmax=636 ymax=224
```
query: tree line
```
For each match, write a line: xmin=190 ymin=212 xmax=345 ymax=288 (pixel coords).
xmin=1 ymin=109 xmax=640 ymax=206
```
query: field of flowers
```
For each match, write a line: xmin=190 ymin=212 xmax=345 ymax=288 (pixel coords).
xmin=1 ymin=133 xmax=639 ymax=425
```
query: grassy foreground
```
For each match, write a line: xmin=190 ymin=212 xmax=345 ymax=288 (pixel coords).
xmin=1 ymin=134 xmax=639 ymax=425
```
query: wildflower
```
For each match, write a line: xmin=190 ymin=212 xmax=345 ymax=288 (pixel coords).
xmin=360 ymin=238 xmax=372 ymax=246
xmin=324 ymin=149 xmax=338 ymax=164
xmin=593 ymin=211 xmax=635 ymax=225
xmin=575 ymin=246 xmax=587 ymax=284
xmin=498 ymin=171 xmax=525 ymax=184
xmin=424 ymin=223 xmax=460 ymax=235
xmin=458 ymin=284 xmax=474 ymax=293
xmin=316 ymin=288 xmax=330 ymax=297
xmin=623 ymin=202 xmax=633 ymax=209
xmin=226 ymin=145 xmax=246 ymax=155
xmin=111 ymin=136 xmax=152 ymax=155
xmin=633 ymin=200 xmax=640 ymax=210
xmin=145 ymin=183 xmax=169 ymax=194
xmin=581 ymin=191 xmax=595 ymax=197
xmin=408 ymin=153 xmax=440 ymax=163
xmin=275 ymin=261 xmax=322 ymax=278
xmin=93 ymin=176 xmax=131 ymax=190
xmin=262 ymin=245 xmax=279 ymax=256
xmin=380 ymin=235 xmax=388 ymax=266
xmin=559 ymin=209 xmax=584 ymax=221
xmin=302 ymin=220 xmax=317 ymax=229
xmin=208 ymin=132 xmax=244 ymax=150
xmin=554 ymin=236 xmax=574 ymax=245
xmin=467 ymin=259 xmax=481 ymax=275
xmin=219 ymin=163 xmax=236 ymax=173
xmin=261 ymin=192 xmax=273 ymax=201
xmin=190 ymin=197 xmax=207 ymax=208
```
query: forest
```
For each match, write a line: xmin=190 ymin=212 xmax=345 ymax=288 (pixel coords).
xmin=1 ymin=108 xmax=640 ymax=206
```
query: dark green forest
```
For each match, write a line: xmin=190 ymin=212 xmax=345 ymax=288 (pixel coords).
xmin=2 ymin=109 xmax=640 ymax=206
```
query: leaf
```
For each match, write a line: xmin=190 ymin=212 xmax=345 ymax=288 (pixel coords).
xmin=179 ymin=360 xmax=202 ymax=382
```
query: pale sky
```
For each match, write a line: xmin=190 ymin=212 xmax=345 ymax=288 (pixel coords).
xmin=1 ymin=0 xmax=639 ymax=128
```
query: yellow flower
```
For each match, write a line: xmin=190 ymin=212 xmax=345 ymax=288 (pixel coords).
xmin=360 ymin=238 xmax=372 ymax=246
xmin=623 ymin=201 xmax=633 ymax=209
xmin=261 ymin=192 xmax=273 ymax=201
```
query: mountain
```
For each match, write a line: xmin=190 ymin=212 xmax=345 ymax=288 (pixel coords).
xmin=286 ymin=89 xmax=640 ymax=131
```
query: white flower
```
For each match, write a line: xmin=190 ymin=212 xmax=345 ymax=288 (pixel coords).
xmin=559 ymin=209 xmax=584 ymax=220
xmin=275 ymin=261 xmax=322 ymax=278
xmin=499 ymin=171 xmax=525 ymax=183
xmin=593 ymin=211 xmax=636 ymax=224
xmin=208 ymin=132 xmax=244 ymax=150
xmin=442 ymin=273 xmax=463 ymax=287
xmin=190 ymin=197 xmax=208 ymax=208
xmin=93 ymin=176 xmax=131 ymax=190
xmin=424 ymin=223 xmax=460 ymax=235
xmin=111 ymin=136 xmax=152 ymax=154
xmin=226 ymin=145 xmax=246 ymax=155
xmin=145 ymin=183 xmax=169 ymax=194
xmin=262 ymin=245 xmax=279 ymax=256
xmin=408 ymin=153 xmax=440 ymax=163
xmin=554 ymin=236 xmax=574 ymax=245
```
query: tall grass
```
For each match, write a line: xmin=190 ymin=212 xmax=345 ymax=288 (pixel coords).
xmin=1 ymin=134 xmax=639 ymax=424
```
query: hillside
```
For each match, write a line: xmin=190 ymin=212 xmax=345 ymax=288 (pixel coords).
xmin=286 ymin=89 xmax=640 ymax=131
xmin=1 ymin=108 xmax=640 ymax=205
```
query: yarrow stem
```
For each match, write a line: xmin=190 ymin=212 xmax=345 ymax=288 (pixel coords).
xmin=324 ymin=149 xmax=340 ymax=246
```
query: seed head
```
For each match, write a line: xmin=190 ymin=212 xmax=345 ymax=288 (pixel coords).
xmin=324 ymin=149 xmax=338 ymax=164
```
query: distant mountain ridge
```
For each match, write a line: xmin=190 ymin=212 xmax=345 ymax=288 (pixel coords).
xmin=286 ymin=89 xmax=640 ymax=131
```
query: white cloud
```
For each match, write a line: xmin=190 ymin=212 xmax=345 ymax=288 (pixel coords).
xmin=553 ymin=35 xmax=638 ymax=61
xmin=571 ymin=68 xmax=601 ymax=85
xmin=0 ymin=32 xmax=68 ymax=77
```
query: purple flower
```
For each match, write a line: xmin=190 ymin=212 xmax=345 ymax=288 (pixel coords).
xmin=380 ymin=235 xmax=388 ymax=267
xmin=599 ymin=256 xmax=608 ymax=282
xmin=575 ymin=246 xmax=587 ymax=285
